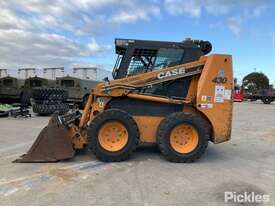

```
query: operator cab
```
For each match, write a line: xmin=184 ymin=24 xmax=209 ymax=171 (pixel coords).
xmin=112 ymin=38 xmax=212 ymax=79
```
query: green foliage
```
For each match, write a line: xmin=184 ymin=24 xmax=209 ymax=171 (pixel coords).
xmin=242 ymin=72 xmax=269 ymax=93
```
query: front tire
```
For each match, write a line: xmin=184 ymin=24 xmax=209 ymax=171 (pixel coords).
xmin=88 ymin=109 xmax=139 ymax=162
xmin=157 ymin=112 xmax=210 ymax=163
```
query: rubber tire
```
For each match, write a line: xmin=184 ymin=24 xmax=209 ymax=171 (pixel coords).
xmin=157 ymin=112 xmax=209 ymax=163
xmin=32 ymin=103 xmax=69 ymax=115
xmin=262 ymin=97 xmax=273 ymax=104
xmin=88 ymin=109 xmax=139 ymax=162
xmin=32 ymin=88 xmax=68 ymax=101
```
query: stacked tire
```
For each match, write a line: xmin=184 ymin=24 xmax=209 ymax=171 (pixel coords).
xmin=32 ymin=88 xmax=68 ymax=103
xmin=32 ymin=88 xmax=69 ymax=115
xmin=32 ymin=103 xmax=69 ymax=115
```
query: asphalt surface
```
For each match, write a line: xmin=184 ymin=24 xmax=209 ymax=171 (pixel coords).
xmin=0 ymin=101 xmax=274 ymax=206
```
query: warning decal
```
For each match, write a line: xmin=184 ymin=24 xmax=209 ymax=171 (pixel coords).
xmin=215 ymin=85 xmax=225 ymax=103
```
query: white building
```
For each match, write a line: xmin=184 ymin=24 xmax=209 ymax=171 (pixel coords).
xmin=18 ymin=68 xmax=36 ymax=79
xmin=73 ymin=67 xmax=97 ymax=80
xmin=43 ymin=67 xmax=64 ymax=79
xmin=73 ymin=67 xmax=112 ymax=81
xmin=0 ymin=69 xmax=8 ymax=78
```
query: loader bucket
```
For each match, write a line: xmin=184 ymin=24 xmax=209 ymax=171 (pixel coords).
xmin=14 ymin=115 xmax=75 ymax=163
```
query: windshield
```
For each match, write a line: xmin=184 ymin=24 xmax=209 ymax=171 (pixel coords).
xmin=3 ymin=79 xmax=13 ymax=87
xmin=61 ymin=80 xmax=74 ymax=87
xmin=127 ymin=48 xmax=184 ymax=76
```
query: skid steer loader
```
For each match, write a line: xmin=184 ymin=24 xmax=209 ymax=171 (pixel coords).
xmin=14 ymin=38 xmax=233 ymax=163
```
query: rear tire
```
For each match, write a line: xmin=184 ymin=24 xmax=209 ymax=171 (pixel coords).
xmin=157 ymin=112 xmax=209 ymax=163
xmin=88 ymin=109 xmax=139 ymax=162
xmin=262 ymin=97 xmax=273 ymax=104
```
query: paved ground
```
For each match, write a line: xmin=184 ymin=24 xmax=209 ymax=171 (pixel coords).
xmin=0 ymin=101 xmax=274 ymax=206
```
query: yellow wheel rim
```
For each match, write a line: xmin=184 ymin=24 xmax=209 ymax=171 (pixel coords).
xmin=170 ymin=124 xmax=199 ymax=154
xmin=98 ymin=121 xmax=128 ymax=152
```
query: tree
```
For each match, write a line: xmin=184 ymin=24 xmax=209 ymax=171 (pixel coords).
xmin=242 ymin=72 xmax=269 ymax=93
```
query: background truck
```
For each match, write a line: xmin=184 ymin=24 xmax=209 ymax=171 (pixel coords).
xmin=0 ymin=76 xmax=56 ymax=105
xmin=56 ymin=76 xmax=99 ymax=108
xmin=234 ymin=85 xmax=244 ymax=102
xmin=248 ymin=89 xmax=275 ymax=104
xmin=21 ymin=76 xmax=55 ymax=104
xmin=0 ymin=76 xmax=25 ymax=103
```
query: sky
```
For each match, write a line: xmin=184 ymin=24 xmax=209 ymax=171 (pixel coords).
xmin=0 ymin=0 xmax=275 ymax=83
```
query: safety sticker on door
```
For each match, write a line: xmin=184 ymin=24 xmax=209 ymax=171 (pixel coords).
xmin=215 ymin=85 xmax=225 ymax=103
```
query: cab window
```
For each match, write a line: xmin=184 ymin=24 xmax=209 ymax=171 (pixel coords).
xmin=127 ymin=48 xmax=184 ymax=76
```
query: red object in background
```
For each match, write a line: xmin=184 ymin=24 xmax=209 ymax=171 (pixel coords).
xmin=234 ymin=86 xmax=243 ymax=102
